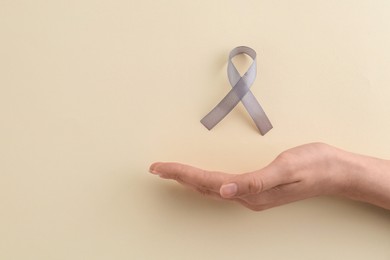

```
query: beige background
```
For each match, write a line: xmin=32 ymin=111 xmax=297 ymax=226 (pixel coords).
xmin=1 ymin=0 xmax=390 ymax=259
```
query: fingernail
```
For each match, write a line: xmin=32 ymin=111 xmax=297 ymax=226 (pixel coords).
xmin=149 ymin=164 xmax=159 ymax=175
xmin=220 ymin=183 xmax=238 ymax=198
xmin=149 ymin=169 xmax=158 ymax=174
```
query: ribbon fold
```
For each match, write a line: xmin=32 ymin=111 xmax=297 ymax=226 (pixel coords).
xmin=200 ymin=46 xmax=273 ymax=135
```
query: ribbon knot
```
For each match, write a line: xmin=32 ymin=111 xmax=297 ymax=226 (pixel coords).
xmin=200 ymin=46 xmax=273 ymax=135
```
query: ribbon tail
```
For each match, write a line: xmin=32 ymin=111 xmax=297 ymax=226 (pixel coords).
xmin=201 ymin=77 xmax=251 ymax=130
xmin=241 ymin=92 xmax=273 ymax=135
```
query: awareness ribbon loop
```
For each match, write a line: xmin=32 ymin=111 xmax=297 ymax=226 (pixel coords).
xmin=200 ymin=46 xmax=273 ymax=135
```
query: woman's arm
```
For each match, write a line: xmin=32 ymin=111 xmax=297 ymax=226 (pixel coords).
xmin=149 ymin=143 xmax=390 ymax=211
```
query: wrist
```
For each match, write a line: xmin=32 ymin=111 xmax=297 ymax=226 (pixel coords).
xmin=337 ymin=150 xmax=390 ymax=209
xmin=318 ymin=144 xmax=356 ymax=196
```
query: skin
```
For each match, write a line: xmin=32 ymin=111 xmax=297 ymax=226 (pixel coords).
xmin=149 ymin=143 xmax=390 ymax=211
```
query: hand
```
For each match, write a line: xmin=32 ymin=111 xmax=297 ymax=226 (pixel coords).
xmin=149 ymin=143 xmax=390 ymax=211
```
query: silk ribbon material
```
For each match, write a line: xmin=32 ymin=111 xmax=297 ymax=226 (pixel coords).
xmin=200 ymin=46 xmax=273 ymax=135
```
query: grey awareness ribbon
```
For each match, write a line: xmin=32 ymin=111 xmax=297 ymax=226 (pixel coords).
xmin=200 ymin=46 xmax=273 ymax=135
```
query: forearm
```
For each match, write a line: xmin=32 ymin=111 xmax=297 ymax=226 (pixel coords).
xmin=339 ymin=150 xmax=390 ymax=210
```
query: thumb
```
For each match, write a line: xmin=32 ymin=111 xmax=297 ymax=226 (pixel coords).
xmin=219 ymin=166 xmax=286 ymax=198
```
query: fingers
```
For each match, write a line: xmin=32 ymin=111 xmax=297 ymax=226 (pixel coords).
xmin=149 ymin=162 xmax=229 ymax=193
xmin=220 ymin=164 xmax=297 ymax=199
xmin=149 ymin=161 xmax=303 ymax=211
